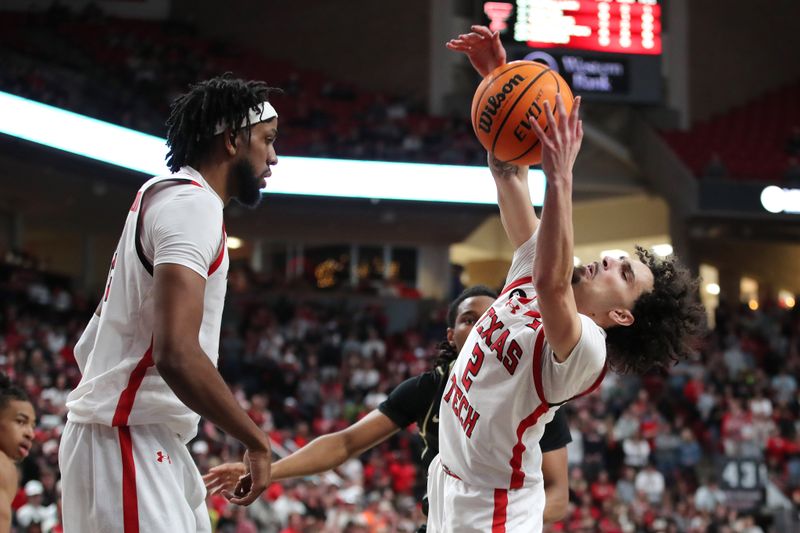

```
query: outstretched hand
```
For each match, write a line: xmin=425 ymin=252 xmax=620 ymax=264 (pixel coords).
xmin=528 ymin=95 xmax=583 ymax=183
xmin=202 ymin=461 xmax=247 ymax=496
xmin=223 ymin=446 xmax=270 ymax=505
xmin=446 ymin=25 xmax=507 ymax=77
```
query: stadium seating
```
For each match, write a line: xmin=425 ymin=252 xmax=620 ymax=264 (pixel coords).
xmin=662 ymin=82 xmax=800 ymax=183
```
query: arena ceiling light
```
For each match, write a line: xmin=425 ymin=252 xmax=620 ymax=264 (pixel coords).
xmin=0 ymin=90 xmax=546 ymax=206
xmin=226 ymin=237 xmax=244 ymax=250
xmin=760 ymin=186 xmax=800 ymax=214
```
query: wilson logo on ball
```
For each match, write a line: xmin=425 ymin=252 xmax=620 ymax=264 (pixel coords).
xmin=478 ymin=74 xmax=525 ymax=133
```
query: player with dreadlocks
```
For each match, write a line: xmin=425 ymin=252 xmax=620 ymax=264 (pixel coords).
xmin=0 ymin=373 xmax=35 ymax=533
xmin=60 ymin=75 xmax=280 ymax=533
xmin=203 ymin=286 xmax=574 ymax=530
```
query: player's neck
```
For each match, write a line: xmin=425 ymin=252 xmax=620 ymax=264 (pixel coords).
xmin=0 ymin=449 xmax=16 ymax=471
xmin=194 ymin=163 xmax=230 ymax=205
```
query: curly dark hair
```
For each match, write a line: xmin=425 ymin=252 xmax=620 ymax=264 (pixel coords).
xmin=165 ymin=74 xmax=282 ymax=173
xmin=0 ymin=372 xmax=29 ymax=410
xmin=605 ymin=246 xmax=706 ymax=374
xmin=433 ymin=285 xmax=498 ymax=370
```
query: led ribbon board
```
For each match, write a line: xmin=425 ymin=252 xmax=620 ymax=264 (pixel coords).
xmin=0 ymin=91 xmax=545 ymax=206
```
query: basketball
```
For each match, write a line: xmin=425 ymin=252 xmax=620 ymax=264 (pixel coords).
xmin=471 ymin=61 xmax=574 ymax=165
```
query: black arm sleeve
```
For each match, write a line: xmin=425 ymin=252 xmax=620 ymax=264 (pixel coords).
xmin=378 ymin=371 xmax=439 ymax=429
xmin=540 ymin=408 xmax=572 ymax=453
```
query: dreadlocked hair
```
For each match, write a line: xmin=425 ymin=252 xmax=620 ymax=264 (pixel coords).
xmin=433 ymin=285 xmax=498 ymax=371
xmin=165 ymin=74 xmax=282 ymax=173
xmin=0 ymin=372 xmax=29 ymax=410
xmin=605 ymin=246 xmax=707 ymax=375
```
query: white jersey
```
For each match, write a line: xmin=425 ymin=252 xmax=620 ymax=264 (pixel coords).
xmin=438 ymin=231 xmax=607 ymax=490
xmin=66 ymin=166 xmax=228 ymax=442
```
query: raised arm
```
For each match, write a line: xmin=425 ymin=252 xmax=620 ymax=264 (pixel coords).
xmin=529 ymin=95 xmax=584 ymax=360
xmin=448 ymin=25 xmax=538 ymax=247
xmin=488 ymin=155 xmax=540 ymax=248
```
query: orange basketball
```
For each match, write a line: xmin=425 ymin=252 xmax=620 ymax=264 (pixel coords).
xmin=471 ymin=61 xmax=574 ymax=165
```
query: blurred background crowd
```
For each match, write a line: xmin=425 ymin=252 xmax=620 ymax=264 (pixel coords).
xmin=2 ymin=1 xmax=800 ymax=532
xmin=3 ymin=254 xmax=799 ymax=532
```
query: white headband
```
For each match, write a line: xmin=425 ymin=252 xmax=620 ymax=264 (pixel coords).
xmin=214 ymin=101 xmax=278 ymax=135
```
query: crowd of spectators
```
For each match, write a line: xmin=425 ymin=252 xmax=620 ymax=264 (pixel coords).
xmin=2 ymin=252 xmax=799 ymax=532
xmin=0 ymin=5 xmax=483 ymax=167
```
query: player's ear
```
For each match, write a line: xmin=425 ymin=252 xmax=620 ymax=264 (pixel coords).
xmin=608 ymin=308 xmax=634 ymax=327
xmin=446 ymin=328 xmax=455 ymax=346
xmin=224 ymin=129 xmax=238 ymax=156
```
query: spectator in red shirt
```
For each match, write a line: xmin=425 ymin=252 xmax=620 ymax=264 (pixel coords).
xmin=591 ymin=470 xmax=616 ymax=505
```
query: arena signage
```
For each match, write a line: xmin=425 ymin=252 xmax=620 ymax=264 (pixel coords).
xmin=525 ymin=52 xmax=630 ymax=94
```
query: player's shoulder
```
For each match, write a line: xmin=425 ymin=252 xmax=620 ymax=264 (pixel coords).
xmin=0 ymin=454 xmax=18 ymax=495
xmin=145 ymin=177 xmax=223 ymax=225
xmin=151 ymin=176 xmax=219 ymax=203
xmin=394 ymin=368 xmax=441 ymax=396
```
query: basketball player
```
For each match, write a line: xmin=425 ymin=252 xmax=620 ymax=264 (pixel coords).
xmin=424 ymin=28 xmax=705 ymax=532
xmin=0 ymin=373 xmax=35 ymax=533
xmin=59 ymin=75 xmax=281 ymax=533
xmin=202 ymin=286 xmax=573 ymax=527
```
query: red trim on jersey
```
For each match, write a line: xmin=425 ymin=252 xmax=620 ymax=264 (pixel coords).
xmin=531 ymin=329 xmax=547 ymax=405
xmin=189 ymin=180 xmax=202 ymax=188
xmin=492 ymin=488 xmax=509 ymax=533
xmin=118 ymin=426 xmax=140 ymax=533
xmin=509 ymin=403 xmax=549 ymax=489
xmin=507 ymin=328 xmax=549 ymax=489
xmin=442 ymin=463 xmax=462 ymax=481
xmin=112 ymin=342 xmax=154 ymax=427
xmin=129 ymin=191 xmax=143 ymax=213
xmin=500 ymin=276 xmax=532 ymax=297
xmin=568 ymin=363 xmax=608 ymax=402
xmin=207 ymin=226 xmax=227 ymax=276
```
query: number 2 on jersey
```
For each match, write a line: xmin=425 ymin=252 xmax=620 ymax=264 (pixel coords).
xmin=461 ymin=343 xmax=485 ymax=392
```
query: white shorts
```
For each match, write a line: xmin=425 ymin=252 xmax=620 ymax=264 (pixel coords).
xmin=426 ymin=456 xmax=545 ymax=533
xmin=59 ymin=421 xmax=211 ymax=533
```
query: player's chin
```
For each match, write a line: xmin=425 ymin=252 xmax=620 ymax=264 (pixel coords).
xmin=236 ymin=181 xmax=264 ymax=208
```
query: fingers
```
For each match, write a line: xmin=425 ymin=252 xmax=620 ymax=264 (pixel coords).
xmin=543 ymin=100 xmax=558 ymax=137
xmin=555 ymin=93 xmax=568 ymax=126
xmin=224 ymin=481 xmax=264 ymax=506
xmin=569 ymin=96 xmax=581 ymax=136
xmin=206 ymin=482 xmax=224 ymax=495
xmin=203 ymin=472 xmax=233 ymax=494
xmin=471 ymin=26 xmax=494 ymax=39
xmin=460 ymin=33 xmax=484 ymax=44
xmin=528 ymin=115 xmax=555 ymax=152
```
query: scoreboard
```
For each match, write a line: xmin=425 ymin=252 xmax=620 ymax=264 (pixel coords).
xmin=482 ymin=0 xmax=663 ymax=103
xmin=513 ymin=0 xmax=661 ymax=55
